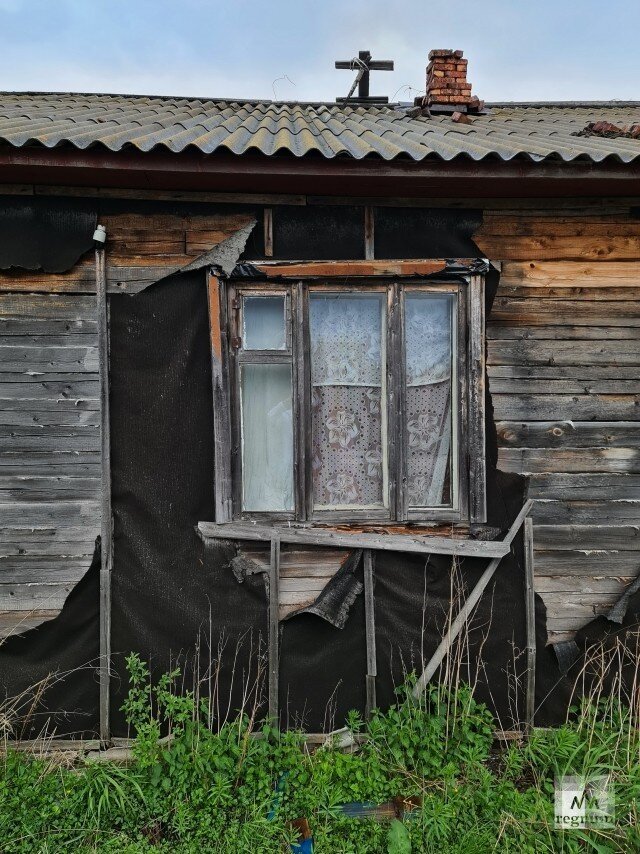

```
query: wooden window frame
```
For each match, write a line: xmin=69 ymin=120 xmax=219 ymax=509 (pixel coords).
xmin=208 ymin=262 xmax=486 ymax=527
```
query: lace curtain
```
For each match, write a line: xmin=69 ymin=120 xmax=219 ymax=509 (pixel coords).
xmin=405 ymin=294 xmax=453 ymax=506
xmin=310 ymin=295 xmax=385 ymax=508
xmin=309 ymin=292 xmax=453 ymax=510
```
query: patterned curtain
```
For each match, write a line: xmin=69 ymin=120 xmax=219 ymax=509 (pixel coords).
xmin=405 ymin=295 xmax=453 ymax=507
xmin=310 ymin=295 xmax=386 ymax=509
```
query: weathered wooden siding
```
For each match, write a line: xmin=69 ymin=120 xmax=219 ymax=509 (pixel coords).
xmin=1 ymin=198 xmax=639 ymax=646
xmin=0 ymin=292 xmax=100 ymax=629
xmin=477 ymin=211 xmax=640 ymax=642
xmin=0 ymin=211 xmax=256 ymax=636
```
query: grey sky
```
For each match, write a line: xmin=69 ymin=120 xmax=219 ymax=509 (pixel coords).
xmin=1 ymin=0 xmax=638 ymax=103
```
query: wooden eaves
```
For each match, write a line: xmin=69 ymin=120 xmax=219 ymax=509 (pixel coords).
xmin=2 ymin=147 xmax=640 ymax=198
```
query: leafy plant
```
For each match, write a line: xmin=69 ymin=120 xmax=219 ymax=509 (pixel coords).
xmin=1 ymin=654 xmax=639 ymax=852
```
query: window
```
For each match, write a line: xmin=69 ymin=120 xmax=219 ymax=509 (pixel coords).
xmin=217 ymin=276 xmax=485 ymax=525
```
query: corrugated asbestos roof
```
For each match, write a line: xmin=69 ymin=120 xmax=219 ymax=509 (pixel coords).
xmin=0 ymin=92 xmax=639 ymax=163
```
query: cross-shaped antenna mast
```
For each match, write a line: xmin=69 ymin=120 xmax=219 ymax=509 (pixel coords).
xmin=335 ymin=50 xmax=394 ymax=104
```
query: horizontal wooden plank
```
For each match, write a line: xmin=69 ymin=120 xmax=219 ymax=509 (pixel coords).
xmin=499 ymin=447 xmax=640 ymax=474
xmin=0 ymin=424 xmax=99 ymax=438
xmin=501 ymin=261 xmax=640 ymax=288
xmin=493 ymin=395 xmax=640 ymax=421
xmin=546 ymin=616 xmax=602 ymax=631
xmin=491 ymin=378 xmax=640 ymax=394
xmin=0 ymin=582 xmax=74 ymax=610
xmin=528 ymin=473 xmax=640 ymax=500
xmin=487 ymin=324 xmax=640 ymax=341
xmin=30 ymin=185 xmax=304 ymax=206
xmin=0 ymin=397 xmax=100 ymax=411
xmin=0 ymin=501 xmax=99 ymax=525
xmin=0 ymin=372 xmax=98 ymax=384
xmin=496 ymin=421 xmax=640 ymax=449
xmin=0 ymin=319 xmax=97 ymax=336
xmin=253 ymin=260 xmax=456 ymax=278
xmin=488 ymin=340 xmax=640 ymax=366
xmin=0 ymin=334 xmax=98 ymax=348
xmin=532 ymin=500 xmax=640 ymax=525
xmin=0 ymin=294 xmax=95 ymax=320
xmin=0 ymin=382 xmax=99 ymax=403
xmin=0 ymin=475 xmax=100 ymax=501
xmin=491 ymin=298 xmax=640 ymax=327
xmin=0 ymin=436 xmax=100 ymax=453
xmin=477 ymin=234 xmax=640 ymax=260
xmin=546 ymin=631 xmax=577 ymax=644
xmin=0 ymin=452 xmax=101 ymax=470
xmin=1 ymin=526 xmax=99 ymax=543
xmin=539 ymin=592 xmax=620 ymax=607
xmin=0 ymin=345 xmax=98 ymax=372
xmin=200 ymin=521 xmax=513 ymax=559
xmin=534 ymin=549 xmax=640 ymax=576
xmin=0 ymin=560 xmax=90 ymax=584
xmin=0 ymin=540 xmax=96 ymax=557
xmin=0 ymin=462 xmax=100 ymax=477
xmin=490 ymin=365 xmax=640 ymax=380
xmin=279 ymin=592 xmax=317 ymax=607
xmin=534 ymin=525 xmax=640 ymax=551
xmin=0 ymin=609 xmax=59 ymax=639
xmin=495 ymin=285 xmax=640 ymax=301
xmin=481 ymin=216 xmax=640 ymax=238
xmin=279 ymin=578 xmax=331 ymax=593
xmin=0 ymin=409 xmax=100 ymax=426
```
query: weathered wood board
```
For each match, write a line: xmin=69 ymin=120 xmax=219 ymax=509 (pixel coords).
xmin=483 ymin=219 xmax=640 ymax=642
xmin=237 ymin=545 xmax=352 ymax=620
xmin=0 ymin=290 xmax=100 ymax=612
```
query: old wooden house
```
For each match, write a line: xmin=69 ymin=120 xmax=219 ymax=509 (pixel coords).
xmin=1 ymin=50 xmax=639 ymax=739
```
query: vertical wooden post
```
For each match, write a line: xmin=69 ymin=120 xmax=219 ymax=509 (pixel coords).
xmin=468 ymin=273 xmax=486 ymax=524
xmin=268 ymin=536 xmax=280 ymax=724
xmin=96 ymin=243 xmax=112 ymax=744
xmin=364 ymin=206 xmax=375 ymax=260
xmin=524 ymin=516 xmax=536 ymax=734
xmin=363 ymin=549 xmax=377 ymax=719
xmin=263 ymin=208 xmax=274 ymax=257
xmin=207 ymin=272 xmax=232 ymax=522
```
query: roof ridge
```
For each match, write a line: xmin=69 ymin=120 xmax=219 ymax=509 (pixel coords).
xmin=1 ymin=92 xmax=640 ymax=110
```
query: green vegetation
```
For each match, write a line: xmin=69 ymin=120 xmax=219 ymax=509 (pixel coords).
xmin=0 ymin=653 xmax=638 ymax=853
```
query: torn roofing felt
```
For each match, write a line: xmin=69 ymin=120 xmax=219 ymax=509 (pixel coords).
xmin=0 ymin=196 xmax=96 ymax=273
xmin=291 ymin=550 xmax=363 ymax=629
xmin=0 ymin=538 xmax=100 ymax=738
xmin=231 ymin=548 xmax=364 ymax=630
xmin=178 ymin=218 xmax=256 ymax=277
xmin=552 ymin=569 xmax=640 ymax=675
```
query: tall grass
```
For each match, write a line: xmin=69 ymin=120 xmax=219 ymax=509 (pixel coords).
xmin=1 ymin=566 xmax=639 ymax=852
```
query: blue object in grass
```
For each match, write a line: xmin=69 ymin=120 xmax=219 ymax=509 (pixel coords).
xmin=291 ymin=839 xmax=313 ymax=853
xmin=267 ymin=771 xmax=290 ymax=820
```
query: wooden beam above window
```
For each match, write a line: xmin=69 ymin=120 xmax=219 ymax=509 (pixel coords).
xmin=243 ymin=259 xmax=476 ymax=279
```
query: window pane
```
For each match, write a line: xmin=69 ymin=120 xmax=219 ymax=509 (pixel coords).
xmin=243 ymin=296 xmax=286 ymax=350
xmin=405 ymin=293 xmax=455 ymax=508
xmin=241 ymin=363 xmax=293 ymax=511
xmin=309 ymin=293 xmax=387 ymax=511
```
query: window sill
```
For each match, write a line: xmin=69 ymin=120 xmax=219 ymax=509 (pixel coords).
xmin=197 ymin=501 xmax=532 ymax=560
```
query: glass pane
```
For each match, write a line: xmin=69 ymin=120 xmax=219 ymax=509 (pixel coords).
xmin=243 ymin=296 xmax=286 ymax=350
xmin=405 ymin=293 xmax=455 ymax=508
xmin=241 ymin=363 xmax=293 ymax=511
xmin=309 ymin=293 xmax=387 ymax=511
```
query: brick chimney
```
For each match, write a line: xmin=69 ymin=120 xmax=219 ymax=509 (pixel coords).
xmin=425 ymin=49 xmax=483 ymax=113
